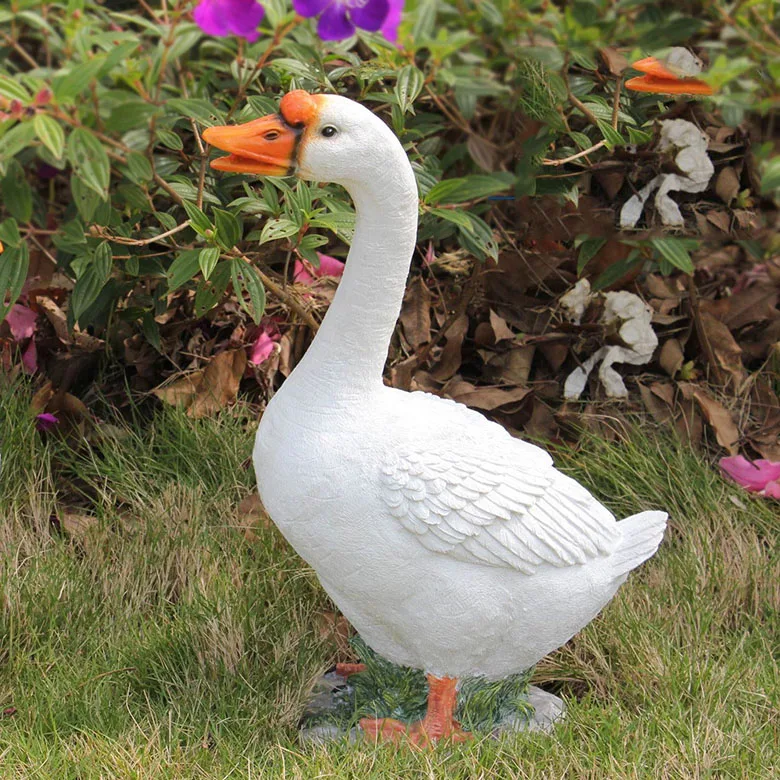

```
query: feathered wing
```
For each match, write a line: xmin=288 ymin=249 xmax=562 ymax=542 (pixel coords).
xmin=379 ymin=435 xmax=622 ymax=575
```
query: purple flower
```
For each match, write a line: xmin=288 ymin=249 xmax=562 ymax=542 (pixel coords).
xmin=36 ymin=413 xmax=59 ymax=432
xmin=380 ymin=0 xmax=404 ymax=42
xmin=193 ymin=0 xmax=265 ymax=43
xmin=293 ymin=0 xmax=393 ymax=41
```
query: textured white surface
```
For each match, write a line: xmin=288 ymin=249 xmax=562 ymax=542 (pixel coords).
xmin=620 ymin=119 xmax=714 ymax=228
xmin=253 ymin=94 xmax=667 ymax=680
xmin=562 ymin=280 xmax=658 ymax=399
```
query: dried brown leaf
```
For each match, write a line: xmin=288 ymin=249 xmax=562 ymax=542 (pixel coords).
xmin=687 ymin=387 xmax=739 ymax=454
xmin=489 ymin=310 xmax=515 ymax=343
xmin=58 ymin=511 xmax=99 ymax=538
xmin=659 ymin=338 xmax=684 ymax=377
xmin=237 ymin=493 xmax=271 ymax=541
xmin=316 ymin=611 xmax=353 ymax=657
xmin=447 ymin=384 xmax=531 ymax=411
xmin=706 ymin=210 xmax=731 ymax=233
xmin=486 ymin=345 xmax=535 ymax=386
xmin=715 ymin=167 xmax=740 ymax=205
xmin=399 ymin=276 xmax=431 ymax=351
xmin=600 ymin=46 xmax=629 ymax=75
xmin=696 ymin=310 xmax=747 ymax=387
xmin=638 ymin=382 xmax=674 ymax=425
xmin=467 ymin=135 xmax=497 ymax=171
xmin=723 ymin=284 xmax=778 ymax=330
xmin=154 ymin=349 xmax=247 ymax=418
xmin=430 ymin=314 xmax=468 ymax=382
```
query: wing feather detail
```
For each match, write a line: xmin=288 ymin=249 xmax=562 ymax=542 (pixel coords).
xmin=380 ymin=441 xmax=620 ymax=573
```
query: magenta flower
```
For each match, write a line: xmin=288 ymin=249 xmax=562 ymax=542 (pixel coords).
xmin=6 ymin=304 xmax=37 ymax=340
xmin=193 ymin=0 xmax=265 ymax=42
xmin=36 ymin=413 xmax=59 ymax=432
xmin=380 ymin=0 xmax=404 ymax=42
xmin=720 ymin=455 xmax=780 ymax=499
xmin=294 ymin=252 xmax=345 ymax=284
xmin=293 ymin=0 xmax=392 ymax=41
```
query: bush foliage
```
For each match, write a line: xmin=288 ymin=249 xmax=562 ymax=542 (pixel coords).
xmin=0 ymin=0 xmax=777 ymax=346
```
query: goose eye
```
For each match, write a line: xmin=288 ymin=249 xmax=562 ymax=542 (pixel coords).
xmin=321 ymin=126 xmax=337 ymax=138
xmin=263 ymin=130 xmax=280 ymax=141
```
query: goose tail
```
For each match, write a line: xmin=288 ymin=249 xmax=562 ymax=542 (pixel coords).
xmin=611 ymin=511 xmax=667 ymax=579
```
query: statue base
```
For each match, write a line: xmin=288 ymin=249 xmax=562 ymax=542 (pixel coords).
xmin=300 ymin=641 xmax=565 ymax=745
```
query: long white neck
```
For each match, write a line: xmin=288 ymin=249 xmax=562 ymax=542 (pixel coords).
xmin=283 ymin=143 xmax=419 ymax=403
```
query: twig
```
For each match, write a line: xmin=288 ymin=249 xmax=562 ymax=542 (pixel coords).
xmin=95 ymin=220 xmax=191 ymax=246
xmin=611 ymin=78 xmax=622 ymax=130
xmin=562 ymin=55 xmax=600 ymax=127
xmin=542 ymin=140 xmax=606 ymax=166
xmin=231 ymin=251 xmax=320 ymax=332
xmin=0 ymin=30 xmax=38 ymax=69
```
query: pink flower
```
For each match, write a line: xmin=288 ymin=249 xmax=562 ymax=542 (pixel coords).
xmin=249 ymin=329 xmax=278 ymax=365
xmin=294 ymin=252 xmax=345 ymax=284
xmin=36 ymin=413 xmax=59 ymax=432
xmin=720 ymin=455 xmax=780 ymax=499
xmin=380 ymin=0 xmax=404 ymax=42
xmin=6 ymin=304 xmax=37 ymax=340
xmin=193 ymin=0 xmax=265 ymax=42
xmin=22 ymin=340 xmax=37 ymax=374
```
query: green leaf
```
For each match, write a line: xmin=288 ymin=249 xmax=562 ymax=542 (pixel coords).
xmin=70 ymin=265 xmax=105 ymax=322
xmin=71 ymin=173 xmax=102 ymax=222
xmin=181 ymin=201 xmax=212 ymax=235
xmin=0 ymin=122 xmax=38 ymax=170
xmin=649 ymin=237 xmax=695 ymax=275
xmin=167 ymin=98 xmax=226 ymax=128
xmin=576 ymin=237 xmax=606 ymax=274
xmin=213 ymin=208 xmax=241 ymax=250
xmin=597 ymin=120 xmax=624 ymax=151
xmin=0 ymin=242 xmax=30 ymax=323
xmin=33 ymin=113 xmax=65 ymax=160
xmin=428 ymin=207 xmax=474 ymax=232
xmin=592 ymin=249 xmax=642 ymax=291
xmin=259 ymin=217 xmax=299 ymax=245
xmin=156 ymin=128 xmax=184 ymax=151
xmin=93 ymin=241 xmax=113 ymax=281
xmin=627 ymin=127 xmax=652 ymax=146
xmin=52 ymin=56 xmax=106 ymax=102
xmin=412 ymin=0 xmax=438 ymax=41
xmin=230 ymin=259 xmax=266 ymax=324
xmin=168 ymin=249 xmax=201 ymax=291
xmin=67 ymin=127 xmax=110 ymax=198
xmin=395 ymin=65 xmax=425 ymax=114
xmin=125 ymin=152 xmax=153 ymax=184
xmin=760 ymin=157 xmax=780 ymax=195
xmin=425 ymin=174 xmax=513 ymax=205
xmin=0 ymin=218 xmax=21 ymax=248
xmin=198 ymin=247 xmax=221 ymax=281
xmin=1 ymin=160 xmax=33 ymax=223
xmin=457 ymin=214 xmax=497 ymax=261
xmin=0 ymin=74 xmax=31 ymax=102
xmin=194 ymin=261 xmax=231 ymax=317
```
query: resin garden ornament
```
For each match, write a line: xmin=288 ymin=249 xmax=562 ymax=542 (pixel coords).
xmin=202 ymin=91 xmax=668 ymax=746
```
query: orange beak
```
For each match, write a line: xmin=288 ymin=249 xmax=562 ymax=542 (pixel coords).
xmin=626 ymin=57 xmax=713 ymax=96
xmin=202 ymin=114 xmax=302 ymax=176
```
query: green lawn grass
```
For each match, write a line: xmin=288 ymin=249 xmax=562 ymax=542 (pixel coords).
xmin=1 ymin=379 xmax=777 ymax=778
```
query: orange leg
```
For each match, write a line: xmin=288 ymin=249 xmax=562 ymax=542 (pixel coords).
xmin=360 ymin=675 xmax=472 ymax=748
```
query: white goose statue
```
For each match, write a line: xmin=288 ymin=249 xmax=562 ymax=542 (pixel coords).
xmin=202 ymin=91 xmax=668 ymax=746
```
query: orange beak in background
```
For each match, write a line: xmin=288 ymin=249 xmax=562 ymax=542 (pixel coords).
xmin=625 ymin=56 xmax=714 ymax=96
xmin=202 ymin=114 xmax=302 ymax=176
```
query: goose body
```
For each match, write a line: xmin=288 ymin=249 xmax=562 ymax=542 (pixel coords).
xmin=203 ymin=91 xmax=667 ymax=740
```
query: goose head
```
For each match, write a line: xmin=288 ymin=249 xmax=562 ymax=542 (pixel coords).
xmin=202 ymin=90 xmax=406 ymax=190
